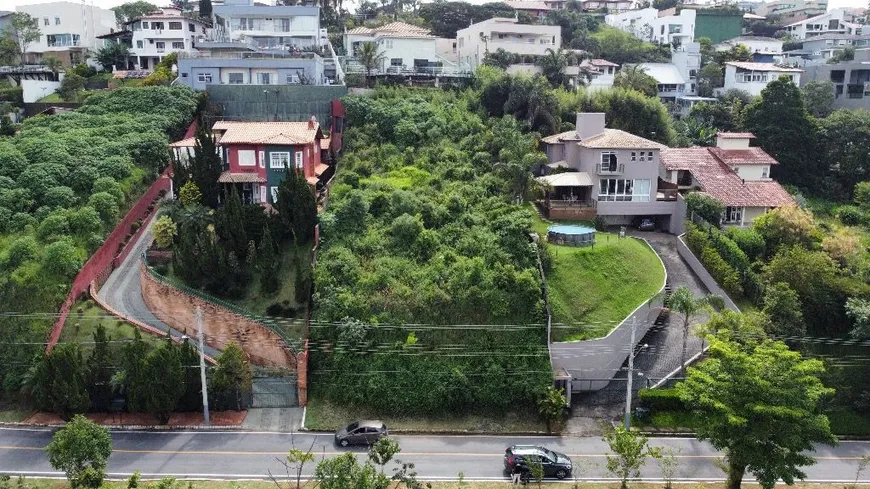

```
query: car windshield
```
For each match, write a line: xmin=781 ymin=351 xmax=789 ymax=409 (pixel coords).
xmin=542 ymin=448 xmax=556 ymax=459
xmin=346 ymin=422 xmax=359 ymax=431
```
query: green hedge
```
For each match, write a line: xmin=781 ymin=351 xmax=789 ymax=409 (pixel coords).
xmin=0 ymin=86 xmax=23 ymax=105
xmin=638 ymin=388 xmax=685 ymax=411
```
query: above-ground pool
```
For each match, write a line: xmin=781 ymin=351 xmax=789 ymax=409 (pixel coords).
xmin=547 ymin=224 xmax=596 ymax=246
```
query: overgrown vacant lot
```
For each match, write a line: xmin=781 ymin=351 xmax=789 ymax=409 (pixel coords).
xmin=533 ymin=213 xmax=665 ymax=341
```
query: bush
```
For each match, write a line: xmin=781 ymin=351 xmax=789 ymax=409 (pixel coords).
xmin=92 ymin=177 xmax=124 ymax=205
xmin=725 ymin=227 xmax=765 ymax=262
xmin=856 ymin=181 xmax=870 ymax=209
xmin=638 ymin=388 xmax=685 ymax=412
xmin=69 ymin=207 xmax=103 ymax=235
xmin=42 ymin=240 xmax=83 ymax=278
xmin=685 ymin=192 xmax=724 ymax=226
xmin=0 ymin=206 xmax=11 ymax=232
xmin=38 ymin=212 xmax=71 ymax=242
xmin=88 ymin=192 xmax=119 ymax=224
xmin=9 ymin=212 xmax=37 ymax=232
xmin=42 ymin=186 xmax=77 ymax=209
xmin=8 ymin=236 xmax=40 ymax=266
xmin=701 ymin=246 xmax=743 ymax=296
xmin=837 ymin=205 xmax=865 ymax=226
xmin=68 ymin=166 xmax=100 ymax=194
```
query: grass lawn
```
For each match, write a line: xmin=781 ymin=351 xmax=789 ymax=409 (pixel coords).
xmin=226 ymin=242 xmax=312 ymax=317
xmin=36 ymin=93 xmax=63 ymax=103
xmin=304 ymin=393 xmax=549 ymax=433
xmin=60 ymin=299 xmax=161 ymax=345
xmin=0 ymin=408 xmax=32 ymax=422
xmin=532 ymin=209 xmax=665 ymax=341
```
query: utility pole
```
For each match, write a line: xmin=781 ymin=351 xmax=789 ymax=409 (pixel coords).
xmin=196 ymin=306 xmax=210 ymax=425
xmin=624 ymin=318 xmax=648 ymax=429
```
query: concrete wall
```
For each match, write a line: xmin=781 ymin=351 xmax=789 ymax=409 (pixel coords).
xmin=21 ymin=79 xmax=61 ymax=103
xmin=731 ymin=164 xmax=769 ymax=180
xmin=550 ymin=237 xmax=667 ymax=391
xmin=676 ymin=234 xmax=740 ymax=311
xmin=139 ymin=264 xmax=295 ymax=369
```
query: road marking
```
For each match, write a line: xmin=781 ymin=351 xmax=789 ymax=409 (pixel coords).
xmin=1 ymin=445 xmax=867 ymax=461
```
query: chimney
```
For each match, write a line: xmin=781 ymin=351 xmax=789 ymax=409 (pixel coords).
xmin=308 ymin=115 xmax=317 ymax=129
xmin=575 ymin=112 xmax=606 ymax=140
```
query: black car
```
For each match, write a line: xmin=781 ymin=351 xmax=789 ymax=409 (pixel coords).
xmin=504 ymin=445 xmax=573 ymax=479
xmin=637 ymin=218 xmax=656 ymax=231
xmin=334 ymin=420 xmax=388 ymax=447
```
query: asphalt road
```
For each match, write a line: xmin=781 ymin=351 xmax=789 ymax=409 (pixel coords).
xmin=1 ymin=428 xmax=868 ymax=482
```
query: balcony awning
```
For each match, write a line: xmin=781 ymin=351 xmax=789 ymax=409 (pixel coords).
xmin=536 ymin=172 xmax=593 ymax=187
xmin=546 ymin=160 xmax=569 ymax=169
xmin=306 ymin=176 xmax=319 ymax=186
xmin=218 ymin=171 xmax=265 ymax=183
xmin=314 ymin=163 xmax=329 ymax=176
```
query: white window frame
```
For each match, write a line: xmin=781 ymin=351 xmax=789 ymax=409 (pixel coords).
xmin=172 ymin=41 xmax=185 ymax=50
xmin=156 ymin=41 xmax=166 ymax=52
xmin=55 ymin=16 xmax=61 ymax=25
xmin=761 ymin=166 xmax=769 ymax=178
xmin=228 ymin=72 xmax=244 ymax=84
xmin=725 ymin=206 xmax=743 ymax=223
xmin=599 ymin=151 xmax=617 ymax=173
xmin=294 ymin=150 xmax=303 ymax=169
xmin=43 ymin=17 xmax=49 ymax=26
xmin=259 ymin=185 xmax=266 ymax=203
xmin=270 ymin=152 xmax=291 ymax=169
xmin=259 ymin=150 xmax=265 ymax=168
xmin=286 ymin=73 xmax=300 ymax=84
xmin=136 ymin=40 xmax=144 ymax=49
xmin=169 ymin=21 xmax=182 ymax=30
xmin=258 ymin=72 xmax=272 ymax=85
xmin=142 ymin=21 xmax=149 ymax=29
xmin=197 ymin=73 xmax=212 ymax=83
xmin=630 ymin=151 xmax=637 ymax=161
xmin=237 ymin=149 xmax=256 ymax=167
xmin=270 ymin=186 xmax=279 ymax=203
xmin=598 ymin=178 xmax=650 ymax=202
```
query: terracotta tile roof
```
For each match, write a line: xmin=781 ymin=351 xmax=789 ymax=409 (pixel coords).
xmin=169 ymin=137 xmax=197 ymax=148
xmin=541 ymin=130 xmax=581 ymax=144
xmin=348 ymin=22 xmax=432 ymax=38
xmin=218 ymin=172 xmax=265 ymax=183
xmin=578 ymin=129 xmax=667 ymax=150
xmin=213 ymin=121 xmax=320 ymax=145
xmin=725 ymin=61 xmax=803 ymax=72
xmin=320 ymin=137 xmax=331 ymax=150
xmin=504 ymin=1 xmax=553 ymax=10
xmin=588 ymin=58 xmax=619 ymax=67
xmin=660 ymin=147 xmax=794 ymax=207
xmin=314 ymin=163 xmax=330 ymax=176
xmin=306 ymin=176 xmax=319 ymax=186
xmin=710 ymin=147 xmax=779 ymax=165
xmin=717 ymin=132 xmax=755 ymax=139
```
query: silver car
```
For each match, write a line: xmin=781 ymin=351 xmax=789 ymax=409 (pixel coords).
xmin=334 ymin=420 xmax=388 ymax=447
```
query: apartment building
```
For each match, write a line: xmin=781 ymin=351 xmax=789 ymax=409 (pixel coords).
xmin=210 ymin=0 xmax=322 ymax=49
xmin=176 ymin=50 xmax=325 ymax=90
xmin=125 ymin=7 xmax=209 ymax=70
xmin=784 ymin=8 xmax=864 ymax=40
xmin=801 ymin=48 xmax=870 ymax=109
xmin=15 ymin=1 xmax=116 ymax=65
xmin=756 ymin=0 xmax=828 ymax=23
xmin=715 ymin=36 xmax=783 ymax=62
xmin=722 ymin=61 xmax=802 ymax=96
xmin=605 ymin=8 xmax=696 ymax=45
xmin=456 ymin=17 xmax=560 ymax=70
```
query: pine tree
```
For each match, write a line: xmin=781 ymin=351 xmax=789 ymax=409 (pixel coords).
xmin=86 ymin=324 xmax=113 ymax=412
xmin=121 ymin=329 xmax=150 ymax=413
xmin=216 ymin=188 xmax=248 ymax=261
xmin=190 ymin=122 xmax=223 ymax=209
xmin=291 ymin=171 xmax=318 ymax=244
xmin=259 ymin=225 xmax=280 ymax=293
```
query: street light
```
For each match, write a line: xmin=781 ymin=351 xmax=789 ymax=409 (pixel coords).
xmin=624 ymin=317 xmax=649 ymax=429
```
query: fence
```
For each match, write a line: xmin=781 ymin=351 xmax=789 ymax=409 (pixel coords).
xmin=46 ymin=173 xmax=171 ymax=352
xmin=206 ymin=85 xmax=348 ymax=125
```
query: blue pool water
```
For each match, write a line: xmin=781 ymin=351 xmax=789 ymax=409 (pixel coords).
xmin=548 ymin=225 xmax=596 ymax=235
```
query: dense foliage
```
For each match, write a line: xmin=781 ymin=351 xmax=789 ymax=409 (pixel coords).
xmin=0 ymin=86 xmax=199 ymax=397
xmin=311 ymin=88 xmax=551 ymax=414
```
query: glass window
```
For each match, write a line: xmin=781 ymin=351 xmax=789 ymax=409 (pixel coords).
xmin=280 ymin=18 xmax=290 ymax=31
xmin=258 ymin=72 xmax=272 ymax=84
xmin=152 ymin=22 xmax=164 ymax=30
xmin=172 ymin=41 xmax=185 ymax=49
xmin=136 ymin=40 xmax=144 ymax=48
xmin=725 ymin=206 xmax=743 ymax=223
xmin=197 ymin=73 xmax=212 ymax=82
xmin=295 ymin=151 xmax=303 ymax=169
xmin=142 ymin=21 xmax=148 ymax=28
xmin=286 ymin=73 xmax=300 ymax=84
xmin=228 ymin=72 xmax=244 ymax=84
xmin=189 ymin=23 xmax=196 ymax=32
xmin=238 ymin=150 xmax=256 ymax=166
xmin=762 ymin=166 xmax=769 ymax=178
xmin=270 ymin=152 xmax=290 ymax=168
xmin=270 ymin=186 xmax=279 ymax=203
xmin=43 ymin=18 xmax=49 ymax=26
xmin=630 ymin=151 xmax=636 ymax=161
xmin=55 ymin=16 xmax=61 ymax=25
xmin=599 ymin=152 xmax=618 ymax=172
xmin=156 ymin=41 xmax=166 ymax=51
xmin=169 ymin=21 xmax=182 ymax=30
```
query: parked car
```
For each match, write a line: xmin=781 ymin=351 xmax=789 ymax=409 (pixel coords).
xmin=504 ymin=445 xmax=573 ymax=479
xmin=637 ymin=218 xmax=656 ymax=231
xmin=334 ymin=420 xmax=388 ymax=447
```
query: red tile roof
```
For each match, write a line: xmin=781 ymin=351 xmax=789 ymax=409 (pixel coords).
xmin=660 ymin=147 xmax=794 ymax=208
xmin=218 ymin=172 xmax=265 ymax=183
xmin=710 ymin=147 xmax=779 ymax=165
xmin=213 ymin=121 xmax=320 ymax=145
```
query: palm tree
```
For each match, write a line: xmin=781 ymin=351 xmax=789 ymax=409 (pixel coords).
xmin=356 ymin=41 xmax=384 ymax=87
xmin=614 ymin=64 xmax=658 ymax=98
xmin=668 ymin=286 xmax=711 ymax=378
xmin=538 ymin=48 xmax=567 ymax=88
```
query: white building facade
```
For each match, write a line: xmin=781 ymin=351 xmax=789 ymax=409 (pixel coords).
xmin=784 ymin=8 xmax=864 ymax=40
xmin=128 ymin=7 xmax=209 ymax=70
xmin=456 ymin=18 xmax=560 ymax=70
xmin=605 ymin=8 xmax=696 ymax=46
xmin=15 ymin=1 xmax=116 ymax=66
xmin=722 ymin=61 xmax=803 ymax=96
xmin=210 ymin=1 xmax=321 ymax=49
xmin=344 ymin=22 xmax=460 ymax=73
xmin=715 ymin=36 xmax=783 ymax=60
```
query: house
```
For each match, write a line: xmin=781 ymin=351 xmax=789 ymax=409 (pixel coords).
xmin=605 ymin=8 xmax=696 ymax=45
xmin=14 ymin=1 xmax=116 ymax=66
xmin=628 ymin=62 xmax=695 ymax=103
xmin=504 ymin=1 xmax=552 ymax=21
xmin=580 ymin=0 xmax=634 ymax=14
xmin=171 ymin=119 xmax=328 ymax=206
xmin=176 ymin=50 xmax=326 ymax=89
xmin=660 ymin=132 xmax=794 ymax=226
xmin=124 ymin=7 xmax=210 ymax=70
xmin=783 ymin=8 xmax=864 ymax=40
xmin=715 ymin=36 xmax=783 ymax=62
xmin=756 ymin=0 xmax=828 ymax=23
xmin=538 ymin=113 xmax=681 ymax=231
xmin=210 ymin=1 xmax=322 ymax=50
xmin=800 ymin=34 xmax=870 ymax=62
xmin=581 ymin=59 xmax=619 ymax=91
xmin=344 ymin=22 xmax=464 ymax=74
xmin=456 ymin=18 xmax=560 ymax=70
xmin=722 ymin=61 xmax=803 ymax=96
xmin=801 ymin=48 xmax=870 ymax=109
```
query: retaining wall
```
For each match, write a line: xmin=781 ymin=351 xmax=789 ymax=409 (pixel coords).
xmin=675 ymin=234 xmax=740 ymax=312
xmin=139 ymin=264 xmax=295 ymax=369
xmin=46 ymin=174 xmax=171 ymax=351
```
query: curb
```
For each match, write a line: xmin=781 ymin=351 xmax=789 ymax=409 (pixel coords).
xmin=0 ymin=421 xmax=248 ymax=431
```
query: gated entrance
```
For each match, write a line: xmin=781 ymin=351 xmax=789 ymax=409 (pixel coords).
xmin=251 ymin=375 xmax=299 ymax=408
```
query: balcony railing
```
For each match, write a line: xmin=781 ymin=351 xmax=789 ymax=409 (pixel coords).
xmin=179 ymin=51 xmax=320 ymax=60
xmin=597 ymin=163 xmax=624 ymax=175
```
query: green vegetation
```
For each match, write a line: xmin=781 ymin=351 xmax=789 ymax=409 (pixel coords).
xmin=60 ymin=300 xmax=157 ymax=345
xmin=46 ymin=415 xmax=112 ymax=488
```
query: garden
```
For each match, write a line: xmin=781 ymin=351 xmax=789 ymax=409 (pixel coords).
xmin=532 ymin=211 xmax=666 ymax=341
xmin=0 ymin=86 xmax=199 ymax=403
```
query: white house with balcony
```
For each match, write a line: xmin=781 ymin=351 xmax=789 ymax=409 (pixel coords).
xmin=210 ymin=0 xmax=321 ymax=50
xmin=127 ymin=7 xmax=209 ymax=70
xmin=456 ymin=17 xmax=560 ymax=70
xmin=715 ymin=36 xmax=783 ymax=62
xmin=784 ymin=8 xmax=864 ymax=40
xmin=722 ymin=61 xmax=803 ymax=96
xmin=606 ymin=8 xmax=696 ymax=46
xmin=344 ymin=22 xmax=463 ymax=74
xmin=15 ymin=1 xmax=116 ymax=66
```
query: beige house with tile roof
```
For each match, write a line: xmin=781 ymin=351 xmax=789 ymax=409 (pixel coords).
xmin=344 ymin=22 xmax=453 ymax=73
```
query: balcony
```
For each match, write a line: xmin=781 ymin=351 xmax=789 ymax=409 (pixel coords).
xmin=597 ymin=163 xmax=624 ymax=175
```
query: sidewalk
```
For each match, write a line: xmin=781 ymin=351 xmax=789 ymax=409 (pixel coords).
xmin=19 ymin=410 xmax=247 ymax=428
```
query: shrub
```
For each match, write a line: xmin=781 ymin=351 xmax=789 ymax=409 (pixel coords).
xmin=855 ymin=181 xmax=870 ymax=209
xmin=152 ymin=216 xmax=177 ymax=249
xmin=836 ymin=205 xmax=865 ymax=226
xmin=725 ymin=227 xmax=765 ymax=262
xmin=68 ymin=166 xmax=100 ymax=194
xmin=709 ymin=229 xmax=750 ymax=271
xmin=91 ymin=177 xmax=124 ymax=205
xmin=43 ymin=186 xmax=77 ymax=209
xmin=9 ymin=212 xmax=37 ymax=232
xmin=69 ymin=207 xmax=103 ymax=235
xmin=701 ymin=246 xmax=743 ymax=296
xmin=685 ymin=192 xmax=724 ymax=227
xmin=42 ymin=240 xmax=83 ymax=278
xmin=638 ymin=388 xmax=685 ymax=412
xmin=0 ymin=206 xmax=11 ymax=232
xmin=8 ymin=236 xmax=40 ymax=266
xmin=96 ymin=157 xmax=133 ymax=181
xmin=88 ymin=192 xmax=119 ymax=224
xmin=38 ymin=212 xmax=71 ymax=242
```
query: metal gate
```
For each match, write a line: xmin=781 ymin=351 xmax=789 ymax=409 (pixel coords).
xmin=251 ymin=375 xmax=299 ymax=408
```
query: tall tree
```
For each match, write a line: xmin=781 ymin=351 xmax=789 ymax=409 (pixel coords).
xmin=743 ymin=77 xmax=821 ymax=187
xmin=5 ymin=13 xmax=41 ymax=67
xmin=356 ymin=41 xmax=384 ymax=86
xmin=538 ymin=48 xmax=568 ymax=88
xmin=26 ymin=343 xmax=90 ymax=419
xmin=112 ymin=1 xmax=158 ymax=25
xmin=668 ymin=286 xmax=710 ymax=378
xmin=216 ymin=187 xmax=249 ymax=260
xmin=259 ymin=225 xmax=280 ymax=293
xmin=189 ymin=121 xmax=223 ymax=209
xmin=95 ymin=42 xmax=130 ymax=71
xmin=199 ymin=0 xmax=213 ymax=19
xmin=614 ymin=64 xmax=658 ymax=97
xmin=818 ymin=110 xmax=870 ymax=195
xmin=762 ymin=282 xmax=806 ymax=337
xmin=86 ymin=324 xmax=113 ymax=412
xmin=45 ymin=415 xmax=113 ymax=489
xmin=275 ymin=169 xmax=317 ymax=243
xmin=677 ymin=331 xmax=836 ymax=489
xmin=210 ymin=342 xmax=253 ymax=411
xmin=120 ymin=328 xmax=150 ymax=413
xmin=142 ymin=339 xmax=185 ymax=424
xmin=845 ymin=298 xmax=870 ymax=340
xmin=801 ymin=80 xmax=835 ymax=118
